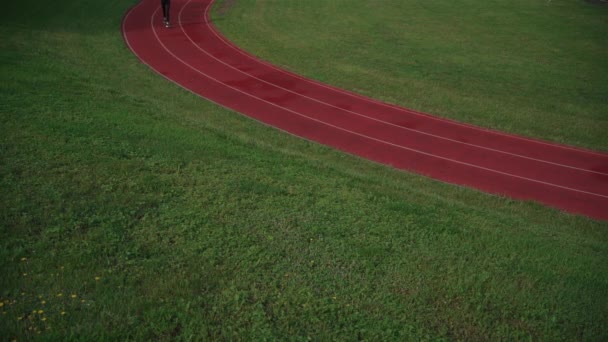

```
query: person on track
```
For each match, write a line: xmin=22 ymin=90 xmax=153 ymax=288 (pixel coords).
xmin=161 ymin=0 xmax=171 ymax=28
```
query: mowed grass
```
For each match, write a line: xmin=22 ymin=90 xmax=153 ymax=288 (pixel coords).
xmin=1 ymin=0 xmax=607 ymax=340
xmin=213 ymin=0 xmax=608 ymax=151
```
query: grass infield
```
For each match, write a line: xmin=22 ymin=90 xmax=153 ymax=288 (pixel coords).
xmin=1 ymin=0 xmax=607 ymax=339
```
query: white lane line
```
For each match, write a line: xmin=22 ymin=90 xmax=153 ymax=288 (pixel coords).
xmin=175 ymin=0 xmax=608 ymax=177
xmin=136 ymin=5 xmax=608 ymax=200
xmin=203 ymin=0 xmax=608 ymax=159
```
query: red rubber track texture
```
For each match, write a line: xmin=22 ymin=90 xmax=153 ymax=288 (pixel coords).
xmin=122 ymin=0 xmax=608 ymax=221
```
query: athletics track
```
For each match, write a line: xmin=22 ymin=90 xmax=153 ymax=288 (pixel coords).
xmin=122 ymin=0 xmax=608 ymax=221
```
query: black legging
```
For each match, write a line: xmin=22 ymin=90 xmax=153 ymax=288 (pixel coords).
xmin=161 ymin=0 xmax=171 ymax=22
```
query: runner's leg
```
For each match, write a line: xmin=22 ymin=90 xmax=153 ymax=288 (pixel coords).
xmin=164 ymin=0 xmax=171 ymax=24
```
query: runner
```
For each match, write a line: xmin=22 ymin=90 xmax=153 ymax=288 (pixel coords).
xmin=161 ymin=0 xmax=171 ymax=28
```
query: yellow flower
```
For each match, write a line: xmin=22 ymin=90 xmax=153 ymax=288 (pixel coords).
xmin=70 ymin=294 xmax=77 ymax=299
xmin=56 ymin=293 xmax=63 ymax=297
xmin=21 ymin=257 xmax=27 ymax=262
xmin=95 ymin=276 xmax=101 ymax=281
xmin=0 ymin=303 xmax=4 ymax=308
xmin=41 ymin=317 xmax=47 ymax=321
xmin=61 ymin=311 xmax=66 ymax=315
xmin=37 ymin=310 xmax=43 ymax=314
xmin=41 ymin=300 xmax=46 ymax=305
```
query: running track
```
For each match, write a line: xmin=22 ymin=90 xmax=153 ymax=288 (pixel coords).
xmin=122 ymin=0 xmax=608 ymax=221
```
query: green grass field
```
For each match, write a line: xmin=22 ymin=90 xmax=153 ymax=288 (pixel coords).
xmin=1 ymin=0 xmax=607 ymax=339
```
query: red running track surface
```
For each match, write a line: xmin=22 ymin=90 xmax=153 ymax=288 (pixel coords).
xmin=122 ymin=0 xmax=608 ymax=221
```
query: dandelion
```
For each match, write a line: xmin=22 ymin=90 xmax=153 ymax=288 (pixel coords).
xmin=22 ymin=273 xmax=27 ymax=277
xmin=0 ymin=302 xmax=4 ymax=308
xmin=21 ymin=257 xmax=27 ymax=262
xmin=17 ymin=316 xmax=23 ymax=321
xmin=41 ymin=317 xmax=47 ymax=321
xmin=41 ymin=300 xmax=46 ymax=305
xmin=95 ymin=276 xmax=101 ymax=281
xmin=56 ymin=293 xmax=63 ymax=297
xmin=81 ymin=299 xmax=85 ymax=303
xmin=60 ymin=311 xmax=66 ymax=315
xmin=37 ymin=310 xmax=43 ymax=314
xmin=70 ymin=294 xmax=77 ymax=299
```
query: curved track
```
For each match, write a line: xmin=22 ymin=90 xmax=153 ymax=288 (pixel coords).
xmin=122 ymin=0 xmax=608 ymax=220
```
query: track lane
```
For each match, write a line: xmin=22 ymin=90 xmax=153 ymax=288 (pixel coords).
xmin=123 ymin=0 xmax=608 ymax=220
